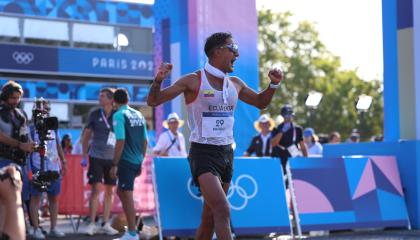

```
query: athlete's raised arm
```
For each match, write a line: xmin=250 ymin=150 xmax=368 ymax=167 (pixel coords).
xmin=147 ymin=63 xmax=197 ymax=107
xmin=234 ymin=68 xmax=283 ymax=109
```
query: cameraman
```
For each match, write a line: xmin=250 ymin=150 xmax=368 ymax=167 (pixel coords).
xmin=0 ymin=80 xmax=35 ymax=240
xmin=0 ymin=80 xmax=35 ymax=167
xmin=28 ymin=100 xmax=67 ymax=239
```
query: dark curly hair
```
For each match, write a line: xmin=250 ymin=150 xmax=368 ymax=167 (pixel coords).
xmin=204 ymin=32 xmax=232 ymax=57
xmin=114 ymin=88 xmax=129 ymax=104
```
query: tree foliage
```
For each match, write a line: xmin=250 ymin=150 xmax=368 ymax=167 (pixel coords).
xmin=258 ymin=9 xmax=383 ymax=141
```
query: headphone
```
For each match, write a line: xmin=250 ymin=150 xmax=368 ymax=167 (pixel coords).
xmin=0 ymin=82 xmax=23 ymax=101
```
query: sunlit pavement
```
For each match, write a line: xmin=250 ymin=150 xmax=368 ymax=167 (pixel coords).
xmin=25 ymin=215 xmax=420 ymax=240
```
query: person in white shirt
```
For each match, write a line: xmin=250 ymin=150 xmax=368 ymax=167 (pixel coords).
xmin=244 ymin=114 xmax=275 ymax=157
xmin=303 ymin=128 xmax=323 ymax=156
xmin=153 ymin=113 xmax=187 ymax=157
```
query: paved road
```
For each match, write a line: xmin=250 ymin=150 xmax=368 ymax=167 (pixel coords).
xmin=26 ymin=229 xmax=420 ymax=240
xmin=26 ymin=216 xmax=419 ymax=240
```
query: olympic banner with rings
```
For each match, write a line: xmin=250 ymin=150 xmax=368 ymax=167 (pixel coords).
xmin=153 ymin=157 xmax=291 ymax=237
xmin=0 ymin=43 xmax=58 ymax=72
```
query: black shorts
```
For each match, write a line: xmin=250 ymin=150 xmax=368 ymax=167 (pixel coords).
xmin=188 ymin=142 xmax=234 ymax=187
xmin=87 ymin=157 xmax=117 ymax=185
xmin=117 ymin=160 xmax=141 ymax=191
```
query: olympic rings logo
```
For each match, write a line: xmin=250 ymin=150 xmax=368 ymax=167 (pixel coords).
xmin=187 ymin=174 xmax=258 ymax=211
xmin=12 ymin=51 xmax=34 ymax=64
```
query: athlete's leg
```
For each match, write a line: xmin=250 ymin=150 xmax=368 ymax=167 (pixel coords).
xmin=196 ymin=173 xmax=232 ymax=240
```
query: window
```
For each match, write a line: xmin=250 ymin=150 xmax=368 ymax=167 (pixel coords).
xmin=73 ymin=23 xmax=114 ymax=50
xmin=116 ymin=27 xmax=153 ymax=53
xmin=0 ymin=16 xmax=20 ymax=43
xmin=23 ymin=19 xmax=69 ymax=46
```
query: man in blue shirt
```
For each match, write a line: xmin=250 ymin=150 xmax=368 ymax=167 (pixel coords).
xmin=110 ymin=88 xmax=147 ymax=240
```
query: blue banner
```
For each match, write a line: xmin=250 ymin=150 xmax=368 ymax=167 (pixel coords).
xmin=0 ymin=43 xmax=58 ymax=72
xmin=289 ymin=156 xmax=410 ymax=231
xmin=153 ymin=157 xmax=291 ymax=237
xmin=0 ymin=79 xmax=150 ymax=104
xmin=0 ymin=43 xmax=154 ymax=79
xmin=59 ymin=48 xmax=154 ymax=79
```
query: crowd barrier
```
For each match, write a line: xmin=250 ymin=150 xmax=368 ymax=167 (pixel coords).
xmin=153 ymin=157 xmax=291 ymax=238
xmin=57 ymin=154 xmax=410 ymax=238
xmin=58 ymin=155 xmax=156 ymax=216
xmin=153 ymin=156 xmax=410 ymax=238
xmin=289 ymin=156 xmax=410 ymax=234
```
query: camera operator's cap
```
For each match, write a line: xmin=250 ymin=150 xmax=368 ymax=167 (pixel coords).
xmin=280 ymin=104 xmax=295 ymax=118
xmin=254 ymin=114 xmax=275 ymax=132
xmin=303 ymin=128 xmax=315 ymax=138
xmin=162 ymin=112 xmax=184 ymax=129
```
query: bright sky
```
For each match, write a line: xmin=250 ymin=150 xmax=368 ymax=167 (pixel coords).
xmin=256 ymin=0 xmax=383 ymax=81
xmin=127 ymin=0 xmax=383 ymax=81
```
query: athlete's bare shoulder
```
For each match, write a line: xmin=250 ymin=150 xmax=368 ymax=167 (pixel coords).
xmin=229 ymin=76 xmax=247 ymax=92
xmin=176 ymin=72 xmax=200 ymax=92
xmin=175 ymin=72 xmax=201 ymax=103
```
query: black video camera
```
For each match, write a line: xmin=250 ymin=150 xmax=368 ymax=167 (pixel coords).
xmin=31 ymin=170 xmax=60 ymax=192
xmin=32 ymin=98 xmax=58 ymax=141
xmin=31 ymin=98 xmax=60 ymax=192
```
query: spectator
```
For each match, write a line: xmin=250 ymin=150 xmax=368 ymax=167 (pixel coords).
xmin=329 ymin=131 xmax=341 ymax=144
xmin=110 ymin=88 xmax=148 ymax=240
xmin=303 ymin=128 xmax=323 ymax=156
xmin=153 ymin=113 xmax=187 ymax=157
xmin=60 ymin=134 xmax=72 ymax=154
xmin=82 ymin=88 xmax=118 ymax=236
xmin=244 ymin=114 xmax=275 ymax=157
xmin=28 ymin=99 xmax=67 ymax=239
xmin=346 ymin=129 xmax=360 ymax=143
xmin=271 ymin=104 xmax=308 ymax=173
xmin=372 ymin=135 xmax=384 ymax=142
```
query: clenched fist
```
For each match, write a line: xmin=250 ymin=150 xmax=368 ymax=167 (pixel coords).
xmin=268 ymin=68 xmax=283 ymax=85
xmin=155 ymin=62 xmax=173 ymax=83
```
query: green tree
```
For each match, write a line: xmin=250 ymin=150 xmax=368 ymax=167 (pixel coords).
xmin=258 ymin=9 xmax=383 ymax=141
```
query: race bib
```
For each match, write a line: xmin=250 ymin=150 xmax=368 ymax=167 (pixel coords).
xmin=107 ymin=132 xmax=116 ymax=146
xmin=201 ymin=112 xmax=234 ymax=138
xmin=287 ymin=144 xmax=302 ymax=157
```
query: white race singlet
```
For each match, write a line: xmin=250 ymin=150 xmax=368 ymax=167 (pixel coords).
xmin=187 ymin=69 xmax=238 ymax=145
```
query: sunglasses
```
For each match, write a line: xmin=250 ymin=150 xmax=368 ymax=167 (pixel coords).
xmin=219 ymin=43 xmax=239 ymax=54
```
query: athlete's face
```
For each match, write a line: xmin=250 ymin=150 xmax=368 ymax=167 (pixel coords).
xmin=219 ymin=38 xmax=239 ymax=73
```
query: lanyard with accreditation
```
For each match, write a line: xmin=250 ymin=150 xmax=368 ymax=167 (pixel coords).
xmin=101 ymin=109 xmax=116 ymax=146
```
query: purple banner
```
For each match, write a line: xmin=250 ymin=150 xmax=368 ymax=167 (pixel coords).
xmin=289 ymin=156 xmax=409 ymax=231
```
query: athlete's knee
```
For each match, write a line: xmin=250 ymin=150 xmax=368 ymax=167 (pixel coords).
xmin=211 ymin=199 xmax=230 ymax=220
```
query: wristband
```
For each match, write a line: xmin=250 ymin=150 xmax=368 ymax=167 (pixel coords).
xmin=269 ymin=82 xmax=280 ymax=89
